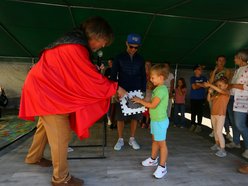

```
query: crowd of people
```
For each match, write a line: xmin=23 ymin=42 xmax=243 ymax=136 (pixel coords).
xmin=18 ymin=16 xmax=248 ymax=185
xmin=101 ymin=40 xmax=248 ymax=176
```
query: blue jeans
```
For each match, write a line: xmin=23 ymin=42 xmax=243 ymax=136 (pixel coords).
xmin=234 ymin=111 xmax=248 ymax=149
xmin=224 ymin=113 xmax=231 ymax=133
xmin=174 ymin=103 xmax=186 ymax=127
xmin=227 ymin=96 xmax=241 ymax=145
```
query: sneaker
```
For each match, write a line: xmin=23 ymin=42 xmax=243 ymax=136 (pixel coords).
xmin=209 ymin=131 xmax=214 ymax=137
xmin=210 ymin=144 xmax=220 ymax=151
xmin=226 ymin=142 xmax=241 ymax=149
xmin=153 ymin=165 xmax=167 ymax=179
xmin=52 ymin=176 xmax=84 ymax=186
xmin=114 ymin=138 xmax=124 ymax=151
xmin=242 ymin=149 xmax=248 ymax=159
xmin=142 ymin=157 xmax=158 ymax=167
xmin=194 ymin=126 xmax=202 ymax=133
xmin=215 ymin=149 xmax=227 ymax=158
xmin=226 ymin=133 xmax=233 ymax=142
xmin=129 ymin=138 xmax=140 ymax=150
xmin=189 ymin=125 xmax=196 ymax=132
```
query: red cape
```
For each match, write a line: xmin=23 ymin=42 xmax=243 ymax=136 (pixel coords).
xmin=19 ymin=44 xmax=117 ymax=139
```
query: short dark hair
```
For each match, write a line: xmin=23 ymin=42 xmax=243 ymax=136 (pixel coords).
xmin=81 ymin=16 xmax=114 ymax=46
xmin=216 ymin=55 xmax=226 ymax=61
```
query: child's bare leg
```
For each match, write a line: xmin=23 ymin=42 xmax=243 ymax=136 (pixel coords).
xmin=211 ymin=116 xmax=219 ymax=145
xmin=151 ymin=135 xmax=159 ymax=159
xmin=216 ymin=116 xmax=225 ymax=149
xmin=158 ymin=140 xmax=167 ymax=166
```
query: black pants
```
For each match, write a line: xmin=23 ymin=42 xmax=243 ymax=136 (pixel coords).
xmin=190 ymin=99 xmax=205 ymax=126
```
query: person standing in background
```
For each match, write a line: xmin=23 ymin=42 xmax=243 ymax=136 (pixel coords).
xmin=208 ymin=55 xmax=232 ymax=140
xmin=173 ymin=77 xmax=187 ymax=128
xmin=205 ymin=77 xmax=230 ymax=158
xmin=163 ymin=62 xmax=174 ymax=120
xmin=209 ymin=55 xmax=232 ymax=83
xmin=111 ymin=33 xmax=146 ymax=151
xmin=225 ymin=49 xmax=248 ymax=173
xmin=104 ymin=58 xmax=113 ymax=79
xmin=104 ymin=58 xmax=115 ymax=127
xmin=189 ymin=64 xmax=207 ymax=133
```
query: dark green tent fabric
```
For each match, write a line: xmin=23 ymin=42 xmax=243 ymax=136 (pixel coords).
xmin=1 ymin=0 xmax=248 ymax=67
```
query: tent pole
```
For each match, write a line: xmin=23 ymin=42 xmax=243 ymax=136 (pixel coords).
xmin=62 ymin=0 xmax=76 ymax=27
xmin=142 ymin=15 xmax=156 ymax=45
xmin=174 ymin=63 xmax=178 ymax=90
xmin=179 ymin=21 xmax=227 ymax=63
xmin=143 ymin=0 xmax=191 ymax=45
xmin=9 ymin=0 xmax=67 ymax=7
xmin=9 ymin=0 xmax=248 ymax=24
xmin=0 ymin=24 xmax=33 ymax=57
xmin=67 ymin=6 xmax=76 ymax=27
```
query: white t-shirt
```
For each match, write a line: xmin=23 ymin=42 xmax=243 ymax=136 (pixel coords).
xmin=231 ymin=65 xmax=248 ymax=113
xmin=164 ymin=72 xmax=174 ymax=92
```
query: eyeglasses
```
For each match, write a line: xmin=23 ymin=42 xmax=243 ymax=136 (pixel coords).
xmin=128 ymin=45 xmax=139 ymax=50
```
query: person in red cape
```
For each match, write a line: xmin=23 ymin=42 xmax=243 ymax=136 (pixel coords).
xmin=19 ymin=17 xmax=126 ymax=186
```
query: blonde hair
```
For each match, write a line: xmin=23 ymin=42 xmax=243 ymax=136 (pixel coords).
xmin=150 ymin=64 xmax=169 ymax=79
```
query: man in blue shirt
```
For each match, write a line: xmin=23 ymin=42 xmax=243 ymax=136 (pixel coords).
xmin=111 ymin=33 xmax=146 ymax=150
xmin=189 ymin=64 xmax=207 ymax=133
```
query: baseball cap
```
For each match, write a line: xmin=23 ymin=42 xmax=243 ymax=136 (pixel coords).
xmin=127 ymin=33 xmax=142 ymax=45
xmin=193 ymin=64 xmax=202 ymax=71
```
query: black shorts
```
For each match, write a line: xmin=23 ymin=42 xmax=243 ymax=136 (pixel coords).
xmin=115 ymin=102 xmax=143 ymax=121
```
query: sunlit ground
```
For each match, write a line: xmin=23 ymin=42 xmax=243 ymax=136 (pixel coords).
xmin=184 ymin=112 xmax=243 ymax=140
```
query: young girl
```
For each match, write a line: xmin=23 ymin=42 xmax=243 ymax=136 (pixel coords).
xmin=173 ymin=77 xmax=187 ymax=128
xmin=204 ymin=77 xmax=230 ymax=157
xmin=132 ymin=64 xmax=169 ymax=179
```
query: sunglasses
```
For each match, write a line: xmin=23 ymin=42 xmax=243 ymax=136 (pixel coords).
xmin=128 ymin=45 xmax=139 ymax=49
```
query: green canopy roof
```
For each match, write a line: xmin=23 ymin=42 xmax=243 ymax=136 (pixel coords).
xmin=1 ymin=0 xmax=248 ymax=67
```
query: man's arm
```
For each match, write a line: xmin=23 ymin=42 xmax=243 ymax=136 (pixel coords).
xmin=192 ymin=82 xmax=205 ymax=90
xmin=229 ymin=84 xmax=245 ymax=90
